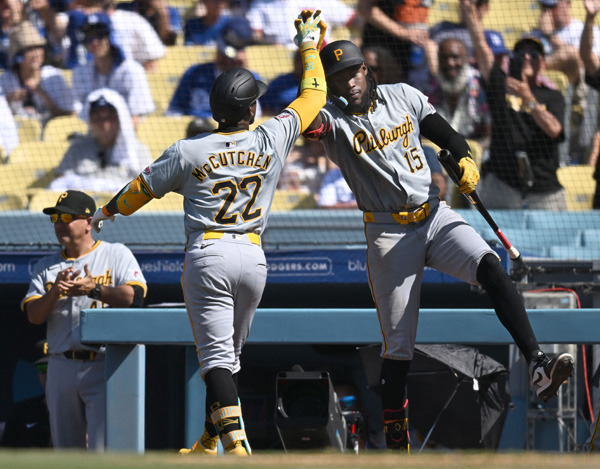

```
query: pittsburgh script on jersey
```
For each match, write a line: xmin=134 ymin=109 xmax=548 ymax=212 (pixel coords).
xmin=352 ymin=114 xmax=415 ymax=155
xmin=192 ymin=150 xmax=273 ymax=183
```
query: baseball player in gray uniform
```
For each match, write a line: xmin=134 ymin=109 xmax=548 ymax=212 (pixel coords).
xmin=304 ymin=40 xmax=574 ymax=452
xmin=21 ymin=190 xmax=147 ymax=451
xmin=90 ymin=10 xmax=327 ymax=456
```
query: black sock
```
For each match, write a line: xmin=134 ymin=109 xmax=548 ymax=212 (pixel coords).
xmin=380 ymin=358 xmax=411 ymax=417
xmin=477 ymin=253 xmax=541 ymax=364
xmin=205 ymin=368 xmax=241 ymax=436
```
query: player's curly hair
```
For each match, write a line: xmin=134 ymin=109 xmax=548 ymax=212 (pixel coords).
xmin=365 ymin=67 xmax=386 ymax=113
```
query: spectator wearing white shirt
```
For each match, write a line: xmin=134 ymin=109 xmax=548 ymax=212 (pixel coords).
xmin=49 ymin=88 xmax=152 ymax=193
xmin=0 ymin=92 xmax=19 ymax=159
xmin=246 ymin=0 xmax=359 ymax=48
xmin=103 ymin=0 xmax=166 ymax=72
xmin=71 ymin=16 xmax=154 ymax=128
xmin=0 ymin=21 xmax=78 ymax=126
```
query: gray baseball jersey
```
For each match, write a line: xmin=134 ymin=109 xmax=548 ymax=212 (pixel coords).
xmin=22 ymin=241 xmax=147 ymax=353
xmin=321 ymin=82 xmax=495 ymax=360
xmin=321 ymin=83 xmax=440 ymax=211
xmin=141 ymin=111 xmax=301 ymax=376
xmin=141 ymin=112 xmax=300 ymax=236
xmin=21 ymin=240 xmax=146 ymax=450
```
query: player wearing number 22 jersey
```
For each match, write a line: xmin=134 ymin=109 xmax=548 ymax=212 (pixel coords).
xmin=91 ymin=10 xmax=328 ymax=456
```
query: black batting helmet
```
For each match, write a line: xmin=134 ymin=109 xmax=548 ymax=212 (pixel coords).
xmin=320 ymin=40 xmax=366 ymax=78
xmin=210 ymin=67 xmax=267 ymax=124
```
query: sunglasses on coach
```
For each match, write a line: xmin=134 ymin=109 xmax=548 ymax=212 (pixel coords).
xmin=50 ymin=213 xmax=88 ymax=224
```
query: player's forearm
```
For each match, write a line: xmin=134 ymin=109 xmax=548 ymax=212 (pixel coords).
xmin=94 ymin=284 xmax=136 ymax=308
xmin=103 ymin=175 xmax=155 ymax=216
xmin=420 ymin=113 xmax=471 ymax=161
xmin=288 ymin=45 xmax=326 ymax=133
xmin=25 ymin=291 xmax=60 ymax=325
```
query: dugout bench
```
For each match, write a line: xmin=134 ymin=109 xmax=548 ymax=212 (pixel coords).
xmin=80 ymin=307 xmax=600 ymax=453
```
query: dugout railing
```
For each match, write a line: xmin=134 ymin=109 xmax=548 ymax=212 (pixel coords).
xmin=79 ymin=307 xmax=600 ymax=453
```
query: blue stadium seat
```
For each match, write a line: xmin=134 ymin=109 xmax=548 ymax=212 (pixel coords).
xmin=548 ymin=245 xmax=600 ymax=261
xmin=582 ymin=229 xmax=600 ymax=248
xmin=525 ymin=210 xmax=600 ymax=230
xmin=500 ymin=227 xmax=582 ymax=258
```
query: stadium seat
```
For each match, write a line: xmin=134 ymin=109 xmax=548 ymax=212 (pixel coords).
xmin=6 ymin=140 xmax=69 ymax=167
xmin=0 ymin=191 xmax=28 ymax=211
xmin=155 ymin=44 xmax=215 ymax=76
xmin=147 ymin=72 xmax=180 ymax=114
xmin=271 ymin=190 xmax=316 ymax=211
xmin=501 ymin=227 xmax=582 ymax=257
xmin=582 ymin=229 xmax=600 ymax=248
xmin=42 ymin=115 xmax=87 ymax=142
xmin=28 ymin=190 xmax=115 ymax=213
xmin=543 ymin=70 xmax=569 ymax=95
xmin=14 ymin=117 xmax=42 ymax=143
xmin=548 ymin=244 xmax=600 ymax=260
xmin=136 ymin=115 xmax=193 ymax=157
xmin=246 ymin=45 xmax=294 ymax=81
xmin=556 ymin=165 xmax=595 ymax=210
xmin=0 ymin=163 xmax=56 ymax=196
xmin=526 ymin=209 xmax=600 ymax=230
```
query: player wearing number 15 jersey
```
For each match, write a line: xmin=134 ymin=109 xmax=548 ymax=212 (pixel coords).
xmin=91 ymin=10 xmax=327 ymax=456
xmin=304 ymin=39 xmax=574 ymax=452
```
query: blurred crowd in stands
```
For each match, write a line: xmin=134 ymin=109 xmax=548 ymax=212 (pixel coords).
xmin=0 ymin=0 xmax=598 ymax=210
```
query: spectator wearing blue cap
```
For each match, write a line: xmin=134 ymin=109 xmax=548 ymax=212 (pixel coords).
xmin=463 ymin=0 xmax=568 ymax=210
xmin=53 ymin=0 xmax=166 ymax=71
xmin=166 ymin=17 xmax=265 ymax=118
xmin=71 ymin=15 xmax=155 ymax=128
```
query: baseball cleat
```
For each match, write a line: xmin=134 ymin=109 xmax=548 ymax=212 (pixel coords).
xmin=530 ymin=352 xmax=574 ymax=402
xmin=178 ymin=435 xmax=219 ymax=456
xmin=225 ymin=440 xmax=250 ymax=456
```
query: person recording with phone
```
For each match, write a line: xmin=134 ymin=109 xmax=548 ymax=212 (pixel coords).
xmin=462 ymin=0 xmax=567 ymax=210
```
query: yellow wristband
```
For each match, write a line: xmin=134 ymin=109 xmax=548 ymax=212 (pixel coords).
xmin=300 ymin=77 xmax=326 ymax=92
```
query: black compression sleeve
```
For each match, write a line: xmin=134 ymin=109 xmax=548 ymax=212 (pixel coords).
xmin=420 ymin=113 xmax=471 ymax=161
xmin=130 ymin=285 xmax=145 ymax=307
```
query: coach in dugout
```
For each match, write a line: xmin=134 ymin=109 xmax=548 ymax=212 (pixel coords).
xmin=462 ymin=0 xmax=568 ymax=210
xmin=21 ymin=190 xmax=147 ymax=451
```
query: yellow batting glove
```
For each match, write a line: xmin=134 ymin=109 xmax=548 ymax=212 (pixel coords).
xmin=458 ymin=156 xmax=479 ymax=194
xmin=294 ymin=9 xmax=327 ymax=50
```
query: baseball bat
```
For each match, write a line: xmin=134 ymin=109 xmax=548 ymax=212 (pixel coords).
xmin=437 ymin=149 xmax=528 ymax=279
